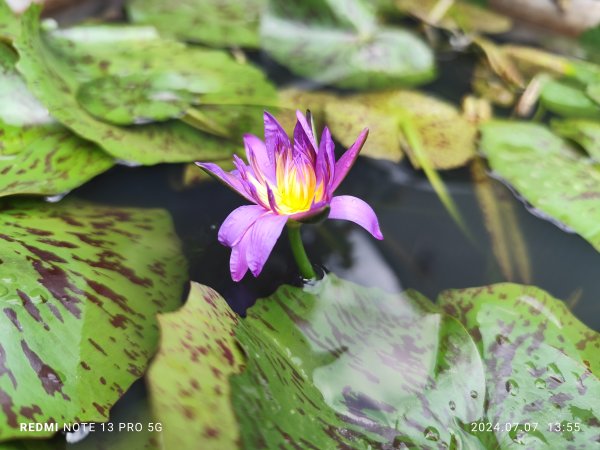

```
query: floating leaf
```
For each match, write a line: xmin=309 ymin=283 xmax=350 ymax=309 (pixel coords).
xmin=540 ymin=79 xmax=600 ymax=119
xmin=0 ymin=198 xmax=186 ymax=441
xmin=551 ymin=118 xmax=600 ymax=160
xmin=481 ymin=120 xmax=600 ymax=252
xmin=12 ymin=8 xmax=274 ymax=164
xmin=325 ymin=90 xmax=477 ymax=168
xmin=261 ymin=0 xmax=435 ymax=89
xmin=161 ymin=276 xmax=599 ymax=448
xmin=77 ymin=74 xmax=203 ymax=126
xmin=0 ymin=43 xmax=113 ymax=197
xmin=147 ymin=282 xmax=243 ymax=450
xmin=395 ymin=0 xmax=511 ymax=34
xmin=439 ymin=284 xmax=600 ymax=446
xmin=127 ymin=0 xmax=265 ymax=48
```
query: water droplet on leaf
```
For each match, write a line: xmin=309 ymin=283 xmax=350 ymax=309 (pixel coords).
xmin=449 ymin=400 xmax=456 ymax=411
xmin=534 ymin=378 xmax=546 ymax=389
xmin=470 ymin=390 xmax=478 ymax=399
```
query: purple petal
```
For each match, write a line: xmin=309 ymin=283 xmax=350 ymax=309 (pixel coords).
xmin=331 ymin=128 xmax=369 ymax=192
xmin=244 ymin=134 xmax=275 ymax=183
xmin=329 ymin=195 xmax=383 ymax=240
xmin=196 ymin=162 xmax=254 ymax=203
xmin=246 ymin=213 xmax=288 ymax=277
xmin=229 ymin=229 xmax=251 ymax=282
xmin=293 ymin=110 xmax=317 ymax=162
xmin=218 ymin=205 xmax=266 ymax=247
xmin=316 ymin=126 xmax=335 ymax=192
xmin=264 ymin=111 xmax=290 ymax=158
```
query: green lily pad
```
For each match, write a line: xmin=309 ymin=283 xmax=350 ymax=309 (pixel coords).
xmin=0 ymin=43 xmax=113 ymax=197
xmin=551 ymin=118 xmax=600 ymax=160
xmin=261 ymin=0 xmax=435 ymax=89
xmin=325 ymin=90 xmax=477 ymax=168
xmin=147 ymin=282 xmax=244 ymax=450
xmin=395 ymin=0 xmax=512 ymax=34
xmin=152 ymin=276 xmax=599 ymax=449
xmin=127 ymin=0 xmax=265 ymax=48
xmin=0 ymin=198 xmax=186 ymax=441
xmin=12 ymin=8 xmax=273 ymax=164
xmin=77 ymin=74 xmax=204 ymax=126
xmin=540 ymin=79 xmax=600 ymax=119
xmin=481 ymin=120 xmax=600 ymax=252
xmin=439 ymin=283 xmax=600 ymax=447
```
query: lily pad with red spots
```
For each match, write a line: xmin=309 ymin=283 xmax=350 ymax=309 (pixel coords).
xmin=12 ymin=7 xmax=275 ymax=165
xmin=0 ymin=43 xmax=114 ymax=198
xmin=150 ymin=276 xmax=599 ymax=449
xmin=147 ymin=282 xmax=243 ymax=450
xmin=0 ymin=198 xmax=186 ymax=442
xmin=127 ymin=0 xmax=266 ymax=48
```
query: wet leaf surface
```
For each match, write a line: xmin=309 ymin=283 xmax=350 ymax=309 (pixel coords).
xmin=0 ymin=198 xmax=186 ymax=441
xmin=12 ymin=9 xmax=274 ymax=164
xmin=127 ymin=0 xmax=265 ymax=48
xmin=147 ymin=282 xmax=243 ymax=450
xmin=325 ymin=90 xmax=477 ymax=168
xmin=481 ymin=120 xmax=600 ymax=252
xmin=439 ymin=284 xmax=600 ymax=447
xmin=262 ymin=0 xmax=435 ymax=89
xmin=165 ymin=276 xmax=599 ymax=449
xmin=0 ymin=42 xmax=113 ymax=197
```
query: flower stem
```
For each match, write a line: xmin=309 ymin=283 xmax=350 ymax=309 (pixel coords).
xmin=287 ymin=222 xmax=316 ymax=280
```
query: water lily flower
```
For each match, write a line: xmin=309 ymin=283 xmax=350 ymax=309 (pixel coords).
xmin=197 ymin=110 xmax=383 ymax=281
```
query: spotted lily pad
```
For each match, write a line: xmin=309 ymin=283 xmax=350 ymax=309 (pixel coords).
xmin=0 ymin=198 xmax=186 ymax=441
xmin=261 ymin=0 xmax=435 ymax=89
xmin=0 ymin=43 xmax=114 ymax=197
xmin=77 ymin=74 xmax=205 ymax=126
xmin=153 ymin=276 xmax=599 ymax=449
xmin=12 ymin=8 xmax=273 ymax=164
xmin=481 ymin=120 xmax=600 ymax=252
xmin=127 ymin=0 xmax=265 ymax=48
xmin=325 ymin=90 xmax=477 ymax=168
xmin=551 ymin=118 xmax=600 ymax=160
xmin=147 ymin=282 xmax=243 ymax=450
xmin=439 ymin=284 xmax=600 ymax=447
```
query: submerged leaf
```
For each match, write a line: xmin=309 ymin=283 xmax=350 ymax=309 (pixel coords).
xmin=127 ymin=0 xmax=265 ymax=48
xmin=262 ymin=0 xmax=435 ymax=89
xmin=0 ymin=42 xmax=113 ymax=197
xmin=147 ymin=282 xmax=243 ymax=450
xmin=481 ymin=121 xmax=600 ymax=252
xmin=0 ymin=198 xmax=186 ymax=441
xmin=160 ymin=276 xmax=599 ymax=449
